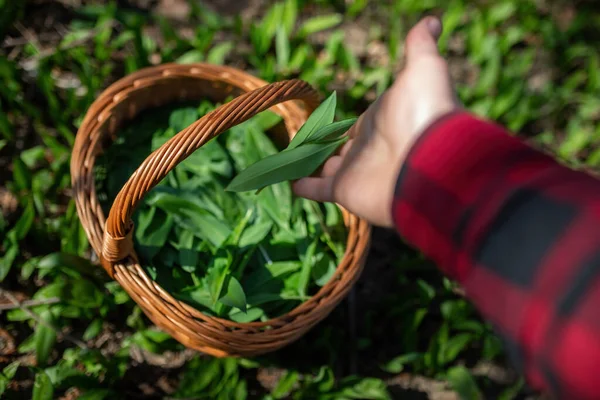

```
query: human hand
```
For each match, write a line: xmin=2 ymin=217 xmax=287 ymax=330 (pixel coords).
xmin=293 ymin=16 xmax=461 ymax=227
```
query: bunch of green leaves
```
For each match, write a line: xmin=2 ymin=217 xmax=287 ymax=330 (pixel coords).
xmin=96 ymin=96 xmax=349 ymax=322
xmin=227 ymin=91 xmax=356 ymax=192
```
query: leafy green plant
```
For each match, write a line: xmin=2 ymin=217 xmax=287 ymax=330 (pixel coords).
xmin=274 ymin=366 xmax=391 ymax=400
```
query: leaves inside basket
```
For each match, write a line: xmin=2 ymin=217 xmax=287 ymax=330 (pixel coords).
xmin=95 ymin=96 xmax=349 ymax=320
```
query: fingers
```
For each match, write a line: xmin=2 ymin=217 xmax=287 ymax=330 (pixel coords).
xmin=337 ymin=139 xmax=354 ymax=157
xmin=292 ymin=177 xmax=335 ymax=203
xmin=405 ymin=16 xmax=443 ymax=64
xmin=321 ymin=155 xmax=343 ymax=177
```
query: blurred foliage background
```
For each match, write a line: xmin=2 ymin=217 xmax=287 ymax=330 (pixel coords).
xmin=0 ymin=0 xmax=599 ymax=399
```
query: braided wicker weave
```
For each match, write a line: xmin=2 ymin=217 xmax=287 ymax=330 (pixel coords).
xmin=71 ymin=63 xmax=371 ymax=357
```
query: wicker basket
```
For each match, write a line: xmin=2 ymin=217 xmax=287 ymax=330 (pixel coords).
xmin=71 ymin=63 xmax=371 ymax=357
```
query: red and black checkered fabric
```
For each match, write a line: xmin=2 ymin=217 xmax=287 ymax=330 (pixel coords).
xmin=392 ymin=112 xmax=600 ymax=399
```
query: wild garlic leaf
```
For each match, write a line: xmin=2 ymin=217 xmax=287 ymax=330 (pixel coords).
xmin=149 ymin=193 xmax=231 ymax=247
xmin=305 ymin=117 xmax=357 ymax=144
xmin=135 ymin=207 xmax=173 ymax=245
xmin=178 ymin=231 xmax=199 ymax=273
xmin=243 ymin=261 xmax=302 ymax=293
xmin=298 ymin=239 xmax=318 ymax=297
xmin=229 ymin=307 xmax=264 ymax=323
xmin=207 ymin=253 xmax=232 ymax=305
xmin=311 ymin=253 xmax=337 ymax=286
xmin=225 ymin=136 xmax=347 ymax=192
xmin=218 ymin=276 xmax=247 ymax=313
xmin=253 ymin=110 xmax=283 ymax=131
xmin=219 ymin=208 xmax=252 ymax=248
xmin=175 ymin=284 xmax=214 ymax=310
xmin=257 ymin=184 xmax=292 ymax=231
xmin=286 ymin=91 xmax=337 ymax=149
xmin=239 ymin=220 xmax=273 ymax=248
xmin=168 ymin=107 xmax=199 ymax=132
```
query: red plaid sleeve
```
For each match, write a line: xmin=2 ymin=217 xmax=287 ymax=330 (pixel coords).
xmin=392 ymin=111 xmax=600 ymax=399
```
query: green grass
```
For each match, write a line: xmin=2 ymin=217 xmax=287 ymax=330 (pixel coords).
xmin=1 ymin=0 xmax=599 ymax=398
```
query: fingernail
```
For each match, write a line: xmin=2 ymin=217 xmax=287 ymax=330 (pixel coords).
xmin=426 ymin=17 xmax=442 ymax=39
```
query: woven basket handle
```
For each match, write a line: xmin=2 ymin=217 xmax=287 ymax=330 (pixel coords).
xmin=102 ymin=79 xmax=319 ymax=267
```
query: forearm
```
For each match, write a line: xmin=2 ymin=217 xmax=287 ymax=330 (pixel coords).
xmin=392 ymin=111 xmax=600 ymax=399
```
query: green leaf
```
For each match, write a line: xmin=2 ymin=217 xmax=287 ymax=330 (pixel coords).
xmin=287 ymin=92 xmax=337 ymax=149
xmin=257 ymin=183 xmax=292 ymax=231
xmin=32 ymin=372 xmax=54 ymax=400
xmin=276 ymin=27 xmax=290 ymax=71
xmin=34 ymin=310 xmax=57 ymax=366
xmin=33 ymin=280 xmax=66 ymax=301
xmin=313 ymin=365 xmax=335 ymax=391
xmin=150 ymin=193 xmax=231 ymax=247
xmin=497 ymin=378 xmax=524 ymax=400
xmin=135 ymin=206 xmax=174 ymax=259
xmin=43 ymin=360 xmax=87 ymax=386
xmin=225 ymin=207 xmax=255 ymax=246
xmin=487 ymin=3 xmax=516 ymax=25
xmin=324 ymin=202 xmax=341 ymax=227
xmin=0 ymin=240 xmax=18 ymax=282
xmin=447 ymin=366 xmax=482 ymax=400
xmin=2 ymin=361 xmax=19 ymax=380
xmin=83 ymin=319 xmax=103 ymax=341
xmin=175 ymin=357 xmax=222 ymax=396
xmin=12 ymin=157 xmax=32 ymax=190
xmin=21 ymin=146 xmax=46 ymax=168
xmin=14 ymin=199 xmax=35 ymax=240
xmin=18 ymin=333 xmax=36 ymax=353
xmin=239 ymin=220 xmax=273 ymax=248
xmin=243 ymin=261 xmax=302 ymax=293
xmin=38 ymin=252 xmax=99 ymax=280
xmin=298 ymin=14 xmax=343 ymax=38
xmin=337 ymin=376 xmax=390 ymax=399
xmin=272 ymin=370 xmax=298 ymax=399
xmin=228 ymin=307 xmax=264 ymax=323
xmin=226 ymin=137 xmax=346 ymax=192
xmin=289 ymin=44 xmax=310 ymax=71
xmin=68 ymin=279 xmax=103 ymax=308
xmin=298 ymin=239 xmax=317 ymax=297
xmin=320 ymin=30 xmax=344 ymax=68
xmin=311 ymin=253 xmax=336 ymax=286
xmin=282 ymin=0 xmax=297 ymax=35
xmin=169 ymin=107 xmax=199 ymax=132
xmin=207 ymin=253 xmax=232 ymax=304
xmin=207 ymin=42 xmax=234 ymax=64
xmin=305 ymin=117 xmax=356 ymax=144
xmin=176 ymin=49 xmax=204 ymax=64
xmin=475 ymin=51 xmax=501 ymax=96
xmin=253 ymin=111 xmax=283 ymax=132
xmin=251 ymin=3 xmax=283 ymax=55
xmin=218 ymin=276 xmax=247 ymax=313
xmin=129 ymin=329 xmax=174 ymax=353
xmin=381 ymin=352 xmax=422 ymax=373
xmin=416 ymin=279 xmax=435 ymax=302
xmin=347 ymin=0 xmax=368 ymax=16
xmin=178 ymin=230 xmax=200 ymax=272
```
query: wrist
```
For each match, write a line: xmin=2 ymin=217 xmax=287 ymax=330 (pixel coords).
xmin=390 ymin=109 xmax=467 ymax=226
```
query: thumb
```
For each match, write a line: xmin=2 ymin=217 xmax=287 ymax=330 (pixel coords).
xmin=404 ymin=16 xmax=443 ymax=64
